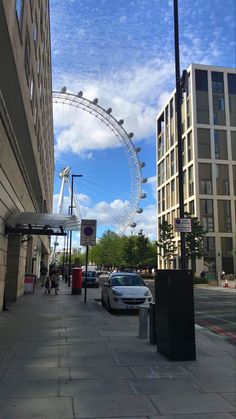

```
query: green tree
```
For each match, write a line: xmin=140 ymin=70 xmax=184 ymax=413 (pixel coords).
xmin=156 ymin=220 xmax=177 ymax=268
xmin=184 ymin=212 xmax=206 ymax=272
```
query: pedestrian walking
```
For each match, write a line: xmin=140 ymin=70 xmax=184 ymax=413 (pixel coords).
xmin=44 ymin=277 xmax=51 ymax=294
xmin=40 ymin=264 xmax=48 ymax=287
xmin=51 ymin=268 xmax=60 ymax=295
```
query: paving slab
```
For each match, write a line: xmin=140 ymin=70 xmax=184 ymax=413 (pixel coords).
xmin=194 ymin=375 xmax=236 ymax=392
xmin=59 ymin=378 xmax=133 ymax=396
xmin=149 ymin=414 xmax=235 ymax=419
xmin=0 ymin=397 xmax=73 ymax=418
xmin=129 ymin=365 xmax=193 ymax=378
xmin=59 ymin=355 xmax=117 ymax=367
xmin=0 ymin=380 xmax=58 ymax=398
xmin=70 ymin=365 xmax=133 ymax=379
xmin=150 ymin=393 xmax=235 ymax=415
xmin=73 ymin=394 xmax=158 ymax=417
xmin=2 ymin=367 xmax=70 ymax=381
xmin=127 ymin=377 xmax=202 ymax=394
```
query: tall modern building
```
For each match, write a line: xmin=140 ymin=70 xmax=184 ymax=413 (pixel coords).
xmin=0 ymin=0 xmax=54 ymax=309
xmin=156 ymin=63 xmax=236 ymax=276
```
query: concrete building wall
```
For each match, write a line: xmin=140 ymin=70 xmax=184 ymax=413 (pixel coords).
xmin=156 ymin=63 xmax=236 ymax=277
xmin=0 ymin=0 xmax=54 ymax=308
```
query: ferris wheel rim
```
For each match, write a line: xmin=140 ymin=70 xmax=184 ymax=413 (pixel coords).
xmin=52 ymin=90 xmax=145 ymax=235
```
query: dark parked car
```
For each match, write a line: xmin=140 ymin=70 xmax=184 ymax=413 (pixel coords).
xmin=82 ymin=271 xmax=99 ymax=288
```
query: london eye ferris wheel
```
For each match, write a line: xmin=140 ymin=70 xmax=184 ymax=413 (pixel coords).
xmin=52 ymin=88 xmax=147 ymax=236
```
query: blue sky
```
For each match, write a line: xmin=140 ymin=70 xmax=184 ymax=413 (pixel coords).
xmin=49 ymin=0 xmax=236 ymax=246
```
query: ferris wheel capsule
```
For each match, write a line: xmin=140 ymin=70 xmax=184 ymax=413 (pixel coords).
xmin=136 ymin=208 xmax=143 ymax=213
xmin=140 ymin=192 xmax=147 ymax=199
xmin=130 ymin=222 xmax=137 ymax=228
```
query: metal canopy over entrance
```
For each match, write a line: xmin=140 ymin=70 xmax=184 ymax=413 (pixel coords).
xmin=5 ymin=212 xmax=80 ymax=236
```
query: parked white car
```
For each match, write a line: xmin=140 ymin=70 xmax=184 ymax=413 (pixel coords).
xmin=101 ymin=272 xmax=153 ymax=311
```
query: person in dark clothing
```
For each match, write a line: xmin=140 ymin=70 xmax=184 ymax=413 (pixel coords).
xmin=40 ymin=264 xmax=48 ymax=287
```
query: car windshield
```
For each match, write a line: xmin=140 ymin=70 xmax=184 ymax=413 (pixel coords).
xmin=83 ymin=271 xmax=96 ymax=277
xmin=111 ymin=275 xmax=145 ymax=287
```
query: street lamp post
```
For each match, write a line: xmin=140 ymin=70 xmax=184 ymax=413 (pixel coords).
xmin=68 ymin=174 xmax=82 ymax=286
xmin=173 ymin=0 xmax=186 ymax=270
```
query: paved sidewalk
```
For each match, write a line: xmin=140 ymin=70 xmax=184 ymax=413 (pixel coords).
xmin=0 ymin=280 xmax=235 ymax=419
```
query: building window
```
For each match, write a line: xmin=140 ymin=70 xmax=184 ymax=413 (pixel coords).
xmin=171 ymin=179 xmax=175 ymax=206
xmin=231 ymin=131 xmax=236 ymax=160
xmin=189 ymin=200 xmax=195 ymax=215
xmin=199 ymin=163 xmax=212 ymax=194
xmin=24 ymin=30 xmax=30 ymax=84
xmin=162 ymin=187 xmax=165 ymax=211
xmin=216 ymin=164 xmax=229 ymax=195
xmin=170 ymin=99 xmax=173 ymax=119
xmin=218 ymin=200 xmax=232 ymax=232
xmin=187 ymin=131 xmax=193 ymax=162
xmin=212 ymin=71 xmax=226 ymax=125
xmin=170 ymin=150 xmax=175 ymax=176
xmin=16 ymin=0 xmax=24 ymax=26
xmin=233 ymin=165 xmax=236 ymax=195
xmin=195 ymin=70 xmax=209 ymax=124
xmin=200 ymin=199 xmax=214 ymax=232
xmin=221 ymin=237 xmax=234 ymax=274
xmin=203 ymin=237 xmax=216 ymax=273
xmin=188 ymin=165 xmax=194 ymax=197
xmin=228 ymin=74 xmax=236 ymax=127
xmin=166 ymin=183 xmax=170 ymax=208
xmin=198 ymin=128 xmax=211 ymax=158
xmin=158 ymin=191 xmax=161 ymax=213
xmin=214 ymin=130 xmax=228 ymax=159
xmin=182 ymin=137 xmax=186 ymax=166
xmin=166 ymin=154 xmax=170 ymax=180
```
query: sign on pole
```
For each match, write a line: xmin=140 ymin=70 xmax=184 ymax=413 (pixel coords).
xmin=80 ymin=219 xmax=97 ymax=246
xmin=174 ymin=218 xmax=192 ymax=233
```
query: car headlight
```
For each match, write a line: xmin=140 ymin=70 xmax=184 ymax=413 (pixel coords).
xmin=144 ymin=290 xmax=151 ymax=296
xmin=112 ymin=289 xmax=123 ymax=296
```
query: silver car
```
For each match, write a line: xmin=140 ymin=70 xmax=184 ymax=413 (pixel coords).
xmin=101 ymin=272 xmax=153 ymax=311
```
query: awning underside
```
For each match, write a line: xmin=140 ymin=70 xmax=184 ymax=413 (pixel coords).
xmin=5 ymin=212 xmax=80 ymax=236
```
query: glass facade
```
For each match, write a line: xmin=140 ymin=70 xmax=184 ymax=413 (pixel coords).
xmin=199 ymin=163 xmax=212 ymax=194
xmin=212 ymin=72 xmax=226 ymax=125
xmin=198 ymin=128 xmax=211 ymax=158
xmin=214 ymin=130 xmax=228 ymax=159
xmin=200 ymin=199 xmax=214 ymax=232
xmin=216 ymin=164 xmax=229 ymax=195
xmin=217 ymin=200 xmax=232 ymax=232
xmin=196 ymin=70 xmax=209 ymax=124
xmin=227 ymin=73 xmax=236 ymax=126
xmin=231 ymin=131 xmax=236 ymax=160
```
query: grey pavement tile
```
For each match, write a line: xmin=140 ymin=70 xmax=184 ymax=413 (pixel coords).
xmin=0 ymin=397 xmax=73 ymax=418
xmin=0 ymin=357 xmax=59 ymax=368
xmin=127 ymin=378 xmax=202 ymax=394
xmin=2 ymin=367 xmax=70 ymax=380
xmin=14 ymin=347 xmax=69 ymax=357
xmin=73 ymin=394 xmax=158 ymax=417
xmin=70 ymin=365 xmax=133 ymax=379
xmin=20 ymin=336 xmax=67 ymax=344
xmin=221 ymin=393 xmax=236 ymax=407
xmin=59 ymin=356 xmax=117 ymax=367
xmin=130 ymin=365 xmax=192 ymax=379
xmin=185 ymin=364 xmax=236 ymax=377
xmin=0 ymin=380 xmax=58 ymax=398
xmin=114 ymin=353 xmax=170 ymax=366
xmin=99 ymin=331 xmax=138 ymax=337
xmin=184 ymin=354 xmax=235 ymax=366
xmin=195 ymin=376 xmax=236 ymax=392
xmin=149 ymin=414 xmax=235 ymax=419
xmin=59 ymin=378 xmax=133 ymax=396
xmin=66 ymin=336 xmax=106 ymax=343
xmin=150 ymin=393 xmax=235 ymax=415
xmin=68 ymin=346 xmax=117 ymax=357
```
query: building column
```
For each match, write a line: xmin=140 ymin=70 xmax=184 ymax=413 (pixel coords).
xmin=5 ymin=235 xmax=26 ymax=301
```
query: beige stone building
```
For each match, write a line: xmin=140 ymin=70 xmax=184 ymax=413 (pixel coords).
xmin=0 ymin=0 xmax=54 ymax=309
xmin=156 ymin=63 xmax=236 ymax=277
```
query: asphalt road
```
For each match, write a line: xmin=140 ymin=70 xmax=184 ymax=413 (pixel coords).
xmin=146 ymin=280 xmax=236 ymax=346
xmin=194 ymin=287 xmax=236 ymax=346
xmin=99 ymin=275 xmax=236 ymax=345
